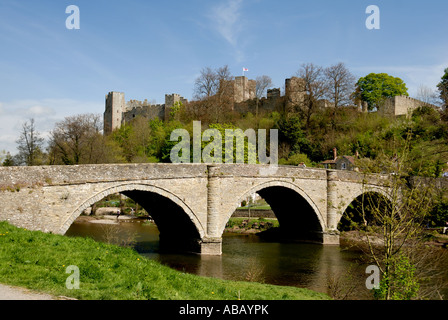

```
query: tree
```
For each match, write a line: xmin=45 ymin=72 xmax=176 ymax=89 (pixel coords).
xmin=416 ymin=85 xmax=441 ymax=106
xmin=15 ymin=118 xmax=45 ymax=166
xmin=255 ymin=75 xmax=273 ymax=116
xmin=354 ymin=73 xmax=408 ymax=111
xmin=324 ymin=62 xmax=356 ymax=108
xmin=437 ymin=68 xmax=448 ymax=109
xmin=275 ymin=114 xmax=310 ymax=158
xmin=356 ymin=140 xmax=436 ymax=300
xmin=296 ymin=63 xmax=328 ymax=129
xmin=192 ymin=65 xmax=235 ymax=123
xmin=193 ymin=65 xmax=233 ymax=100
xmin=48 ymin=113 xmax=108 ymax=165
xmin=2 ymin=152 xmax=15 ymax=166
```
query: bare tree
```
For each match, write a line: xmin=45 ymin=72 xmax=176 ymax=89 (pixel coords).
xmin=416 ymin=85 xmax=442 ymax=106
xmin=49 ymin=113 xmax=106 ymax=165
xmin=216 ymin=65 xmax=233 ymax=83
xmin=193 ymin=65 xmax=233 ymax=100
xmin=16 ymin=118 xmax=45 ymax=166
xmin=192 ymin=65 xmax=235 ymax=122
xmin=296 ymin=63 xmax=328 ymax=129
xmin=255 ymin=75 xmax=273 ymax=100
xmin=255 ymin=75 xmax=273 ymax=116
xmin=356 ymin=139 xmax=437 ymax=300
xmin=194 ymin=67 xmax=218 ymax=99
xmin=324 ymin=62 xmax=356 ymax=108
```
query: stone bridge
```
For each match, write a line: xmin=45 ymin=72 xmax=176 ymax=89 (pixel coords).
xmin=0 ymin=163 xmax=393 ymax=255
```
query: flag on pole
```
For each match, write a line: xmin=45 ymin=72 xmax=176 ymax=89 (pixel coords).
xmin=243 ymin=68 xmax=249 ymax=72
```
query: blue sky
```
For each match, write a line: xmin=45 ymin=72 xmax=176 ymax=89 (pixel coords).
xmin=0 ymin=0 xmax=447 ymax=154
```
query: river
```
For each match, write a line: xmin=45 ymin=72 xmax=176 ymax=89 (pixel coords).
xmin=65 ymin=218 xmax=447 ymax=300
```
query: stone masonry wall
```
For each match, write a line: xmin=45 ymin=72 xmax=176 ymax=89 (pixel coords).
xmin=0 ymin=163 xmax=394 ymax=253
xmin=381 ymin=95 xmax=439 ymax=116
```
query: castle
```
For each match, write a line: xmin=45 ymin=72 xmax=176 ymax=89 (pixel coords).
xmin=104 ymin=92 xmax=188 ymax=134
xmin=104 ymin=76 xmax=439 ymax=134
xmin=379 ymin=95 xmax=439 ymax=116
xmin=103 ymin=76 xmax=317 ymax=134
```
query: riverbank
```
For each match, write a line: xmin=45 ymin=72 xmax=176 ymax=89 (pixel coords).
xmin=340 ymin=230 xmax=448 ymax=249
xmin=0 ymin=221 xmax=329 ymax=300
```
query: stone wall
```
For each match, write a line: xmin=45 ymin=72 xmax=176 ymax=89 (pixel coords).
xmin=381 ymin=95 xmax=439 ymax=116
xmin=104 ymin=92 xmax=125 ymax=134
xmin=104 ymin=92 xmax=188 ymax=133
xmin=232 ymin=209 xmax=275 ymax=218
xmin=233 ymin=76 xmax=256 ymax=103
xmin=285 ymin=77 xmax=306 ymax=111
xmin=123 ymin=103 xmax=165 ymax=124
xmin=0 ymin=163 xmax=395 ymax=254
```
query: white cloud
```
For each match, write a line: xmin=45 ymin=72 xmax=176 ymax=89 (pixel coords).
xmin=208 ymin=0 xmax=246 ymax=62
xmin=0 ymin=98 xmax=103 ymax=154
xmin=210 ymin=0 xmax=243 ymax=46
xmin=26 ymin=105 xmax=54 ymax=117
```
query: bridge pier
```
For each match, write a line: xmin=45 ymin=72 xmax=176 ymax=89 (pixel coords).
xmin=325 ymin=170 xmax=340 ymax=245
xmin=201 ymin=165 xmax=223 ymax=255
xmin=322 ymin=231 xmax=340 ymax=245
xmin=199 ymin=237 xmax=222 ymax=255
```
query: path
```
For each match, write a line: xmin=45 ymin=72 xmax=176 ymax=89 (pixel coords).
xmin=0 ymin=284 xmax=75 ymax=300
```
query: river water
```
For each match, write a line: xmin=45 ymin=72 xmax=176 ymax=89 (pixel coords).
xmin=66 ymin=218 xmax=376 ymax=299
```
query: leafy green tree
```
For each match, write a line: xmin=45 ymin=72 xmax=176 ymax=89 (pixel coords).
xmin=437 ymin=67 xmax=448 ymax=108
xmin=0 ymin=151 xmax=15 ymax=166
xmin=275 ymin=114 xmax=311 ymax=157
xmin=354 ymin=73 xmax=408 ymax=111
xmin=278 ymin=153 xmax=312 ymax=167
xmin=373 ymin=254 xmax=420 ymax=300
xmin=201 ymin=123 xmax=257 ymax=164
xmin=356 ymin=142 xmax=435 ymax=300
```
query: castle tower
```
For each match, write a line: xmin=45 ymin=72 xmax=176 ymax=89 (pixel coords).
xmin=233 ymin=76 xmax=256 ymax=103
xmin=104 ymin=92 xmax=125 ymax=134
xmin=164 ymin=93 xmax=188 ymax=120
xmin=285 ymin=77 xmax=306 ymax=110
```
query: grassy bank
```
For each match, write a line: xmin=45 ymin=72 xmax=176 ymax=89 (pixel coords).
xmin=0 ymin=221 xmax=329 ymax=300
xmin=225 ymin=217 xmax=279 ymax=234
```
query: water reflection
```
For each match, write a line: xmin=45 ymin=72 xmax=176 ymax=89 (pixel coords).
xmin=66 ymin=220 xmax=373 ymax=299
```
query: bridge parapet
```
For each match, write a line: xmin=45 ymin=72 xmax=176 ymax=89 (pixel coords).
xmin=0 ymin=163 xmax=208 ymax=188
xmin=0 ymin=163 xmax=413 ymax=255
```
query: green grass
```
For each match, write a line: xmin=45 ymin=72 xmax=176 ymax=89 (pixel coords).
xmin=237 ymin=205 xmax=272 ymax=210
xmin=225 ymin=217 xmax=280 ymax=231
xmin=0 ymin=221 xmax=329 ymax=300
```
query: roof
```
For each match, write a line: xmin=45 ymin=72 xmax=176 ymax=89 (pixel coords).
xmin=341 ymin=156 xmax=356 ymax=164
xmin=320 ymin=156 xmax=356 ymax=165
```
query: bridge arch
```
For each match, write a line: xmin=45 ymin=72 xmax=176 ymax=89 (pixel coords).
xmin=338 ymin=186 xmax=393 ymax=231
xmin=219 ymin=180 xmax=326 ymax=242
xmin=60 ymin=183 xmax=206 ymax=252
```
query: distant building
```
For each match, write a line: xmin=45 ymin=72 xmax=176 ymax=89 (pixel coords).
xmin=321 ymin=148 xmax=357 ymax=171
xmin=104 ymin=76 xmax=339 ymax=134
xmin=103 ymin=92 xmax=187 ymax=135
xmin=379 ymin=95 xmax=440 ymax=117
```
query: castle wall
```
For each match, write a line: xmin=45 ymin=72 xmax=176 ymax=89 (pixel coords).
xmin=233 ymin=95 xmax=284 ymax=115
xmin=165 ymin=93 xmax=188 ymax=120
xmin=381 ymin=95 xmax=439 ymax=116
xmin=104 ymin=92 xmax=125 ymax=134
xmin=123 ymin=103 xmax=165 ymax=124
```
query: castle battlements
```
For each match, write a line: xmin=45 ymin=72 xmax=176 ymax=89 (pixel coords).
xmin=104 ymin=77 xmax=436 ymax=134
xmin=380 ymin=95 xmax=439 ymax=116
xmin=103 ymin=92 xmax=188 ymax=134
